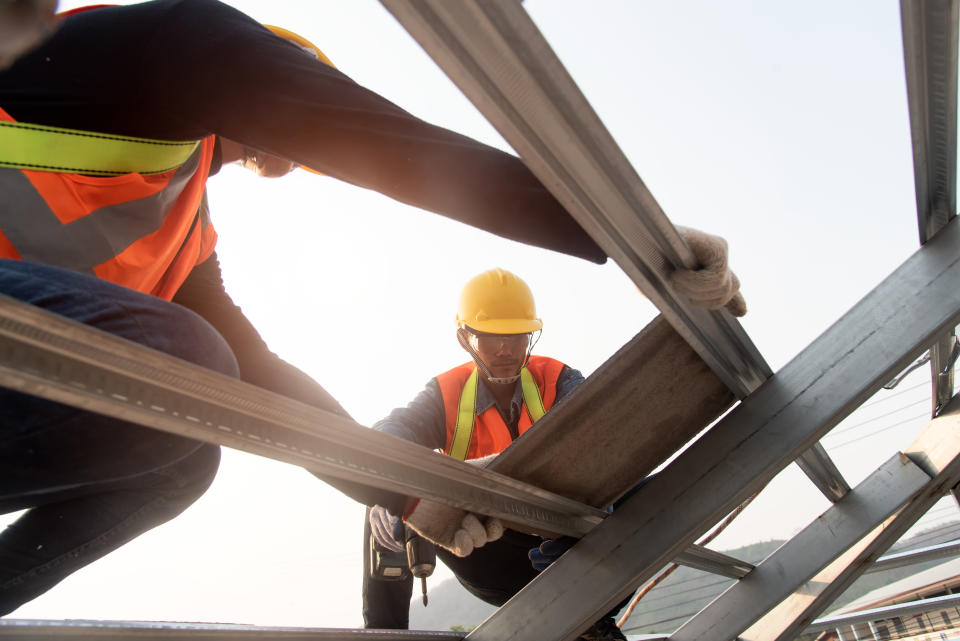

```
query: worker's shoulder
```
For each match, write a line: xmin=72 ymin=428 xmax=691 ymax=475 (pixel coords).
xmin=527 ymin=354 xmax=570 ymax=370
xmin=435 ymin=361 xmax=475 ymax=382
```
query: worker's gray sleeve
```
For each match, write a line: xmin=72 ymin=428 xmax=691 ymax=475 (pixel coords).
xmin=556 ymin=365 xmax=584 ymax=401
xmin=172 ymin=254 xmax=408 ymax=515
xmin=371 ymin=379 xmax=447 ymax=452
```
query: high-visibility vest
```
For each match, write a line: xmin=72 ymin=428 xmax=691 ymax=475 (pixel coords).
xmin=0 ymin=107 xmax=217 ymax=300
xmin=437 ymin=355 xmax=565 ymax=460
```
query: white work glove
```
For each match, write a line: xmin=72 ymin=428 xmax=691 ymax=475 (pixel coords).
xmin=672 ymin=226 xmax=747 ymax=317
xmin=405 ymin=501 xmax=504 ymax=558
xmin=404 ymin=454 xmax=504 ymax=558
xmin=369 ymin=505 xmax=405 ymax=553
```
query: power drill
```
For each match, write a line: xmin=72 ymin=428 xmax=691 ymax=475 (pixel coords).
xmin=369 ymin=525 xmax=436 ymax=606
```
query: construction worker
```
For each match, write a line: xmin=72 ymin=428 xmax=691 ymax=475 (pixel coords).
xmin=0 ymin=0 xmax=745 ymax=615
xmin=363 ymin=268 xmax=632 ymax=640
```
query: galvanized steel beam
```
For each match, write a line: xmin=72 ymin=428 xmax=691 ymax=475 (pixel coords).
xmin=671 ymin=451 xmax=935 ymax=640
xmin=464 ymin=217 xmax=960 ymax=641
xmin=379 ymin=0 xmax=849 ymax=507
xmin=379 ymin=0 xmax=770 ymax=399
xmin=902 ymin=0 xmax=959 ymax=416
xmin=804 ymin=593 xmax=960 ymax=634
xmin=739 ymin=394 xmax=960 ymax=641
xmin=795 ymin=442 xmax=851 ymax=502
xmin=0 ymin=297 xmax=771 ymax=579
xmin=0 ymin=620 xmax=463 ymax=640
xmin=867 ymin=538 xmax=960 ymax=573
xmin=0 ymin=294 xmax=606 ymax=537
xmin=902 ymin=0 xmax=958 ymax=245
xmin=673 ymin=545 xmax=754 ymax=581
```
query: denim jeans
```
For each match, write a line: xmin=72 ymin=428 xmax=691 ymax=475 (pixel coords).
xmin=0 ymin=259 xmax=239 ymax=615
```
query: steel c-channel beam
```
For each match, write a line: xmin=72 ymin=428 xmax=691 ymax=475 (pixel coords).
xmin=0 ymin=293 xmax=605 ymax=538
xmin=379 ymin=0 xmax=771 ymax=399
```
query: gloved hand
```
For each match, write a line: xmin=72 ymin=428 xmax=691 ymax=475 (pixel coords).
xmin=672 ymin=226 xmax=747 ymax=317
xmin=369 ymin=505 xmax=405 ymax=553
xmin=529 ymin=536 xmax=577 ymax=572
xmin=404 ymin=500 xmax=504 ymax=558
xmin=402 ymin=453 xmax=505 ymax=557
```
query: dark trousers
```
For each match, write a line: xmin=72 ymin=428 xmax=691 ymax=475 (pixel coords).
xmin=0 ymin=260 xmax=239 ymax=615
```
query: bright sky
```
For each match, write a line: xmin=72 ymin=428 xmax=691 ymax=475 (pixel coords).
xmin=4 ymin=0 xmax=959 ymax=630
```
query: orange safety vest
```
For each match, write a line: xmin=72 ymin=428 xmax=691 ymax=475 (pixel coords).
xmin=436 ymin=355 xmax=565 ymax=460
xmin=0 ymin=107 xmax=217 ymax=300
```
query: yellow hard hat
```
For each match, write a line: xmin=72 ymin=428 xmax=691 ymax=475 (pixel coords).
xmin=456 ymin=268 xmax=543 ymax=335
xmin=264 ymin=25 xmax=335 ymax=68
xmin=264 ymin=25 xmax=334 ymax=176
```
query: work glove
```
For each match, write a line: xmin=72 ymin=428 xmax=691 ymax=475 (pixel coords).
xmin=369 ymin=505 xmax=405 ymax=553
xmin=404 ymin=454 xmax=504 ymax=558
xmin=529 ymin=536 xmax=577 ymax=572
xmin=672 ymin=226 xmax=747 ymax=317
xmin=405 ymin=501 xmax=504 ymax=557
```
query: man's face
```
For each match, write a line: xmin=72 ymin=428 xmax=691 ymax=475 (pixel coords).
xmin=242 ymin=148 xmax=297 ymax=178
xmin=468 ymin=330 xmax=531 ymax=380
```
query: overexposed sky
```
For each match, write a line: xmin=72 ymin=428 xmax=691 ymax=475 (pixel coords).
xmin=4 ymin=0 xmax=958 ymax=629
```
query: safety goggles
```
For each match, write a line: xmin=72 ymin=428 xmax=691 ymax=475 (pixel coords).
xmin=465 ymin=330 xmax=533 ymax=352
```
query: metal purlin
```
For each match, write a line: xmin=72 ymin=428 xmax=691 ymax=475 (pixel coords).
xmin=378 ymin=0 xmax=850 ymax=509
xmin=901 ymin=0 xmax=960 ymax=420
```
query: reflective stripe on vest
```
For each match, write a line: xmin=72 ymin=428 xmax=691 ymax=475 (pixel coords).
xmin=0 ymin=106 xmax=216 ymax=299
xmin=0 ymin=144 xmax=204 ymax=278
xmin=447 ymin=367 xmax=546 ymax=461
xmin=0 ymin=120 xmax=200 ymax=176
xmin=520 ymin=367 xmax=546 ymax=422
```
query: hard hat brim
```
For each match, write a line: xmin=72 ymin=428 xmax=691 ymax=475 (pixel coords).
xmin=462 ymin=318 xmax=543 ymax=334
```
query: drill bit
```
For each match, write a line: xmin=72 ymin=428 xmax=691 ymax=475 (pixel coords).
xmin=420 ymin=576 xmax=428 ymax=606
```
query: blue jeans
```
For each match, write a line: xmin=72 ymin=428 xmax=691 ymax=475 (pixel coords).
xmin=0 ymin=260 xmax=239 ymax=615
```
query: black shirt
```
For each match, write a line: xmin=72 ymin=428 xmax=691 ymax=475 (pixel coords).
xmin=0 ymin=0 xmax=605 ymax=263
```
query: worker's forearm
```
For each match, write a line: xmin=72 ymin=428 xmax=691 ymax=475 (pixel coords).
xmin=172 ymin=255 xmax=407 ymax=509
xmin=179 ymin=3 xmax=606 ymax=264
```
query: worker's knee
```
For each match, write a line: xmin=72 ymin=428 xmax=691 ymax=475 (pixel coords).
xmin=157 ymin=442 xmax=221 ymax=507
xmin=0 ymin=259 xmax=239 ymax=378
xmin=141 ymin=304 xmax=239 ymax=378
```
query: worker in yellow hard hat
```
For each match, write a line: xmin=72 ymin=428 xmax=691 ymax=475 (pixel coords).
xmin=362 ymin=268 xmax=632 ymax=641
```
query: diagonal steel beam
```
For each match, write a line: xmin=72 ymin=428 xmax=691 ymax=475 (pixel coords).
xmin=902 ymin=0 xmax=958 ymax=245
xmin=902 ymin=0 xmax=959 ymax=417
xmin=0 ymin=298 xmax=763 ymax=578
xmin=795 ymin=442 xmax=851 ymax=502
xmin=740 ymin=394 xmax=960 ymax=641
xmin=0 ymin=293 xmax=605 ymax=537
xmin=379 ymin=0 xmax=770 ymax=398
xmin=464 ymin=216 xmax=960 ymax=641
xmin=673 ymin=545 xmax=754 ymax=581
xmin=379 ymin=0 xmax=848 ymax=505
xmin=670 ymin=453 xmax=932 ymax=641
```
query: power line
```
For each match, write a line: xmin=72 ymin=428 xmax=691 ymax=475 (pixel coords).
xmin=827 ymin=397 xmax=929 ymax=437
xmin=828 ymin=411 xmax=930 ymax=449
